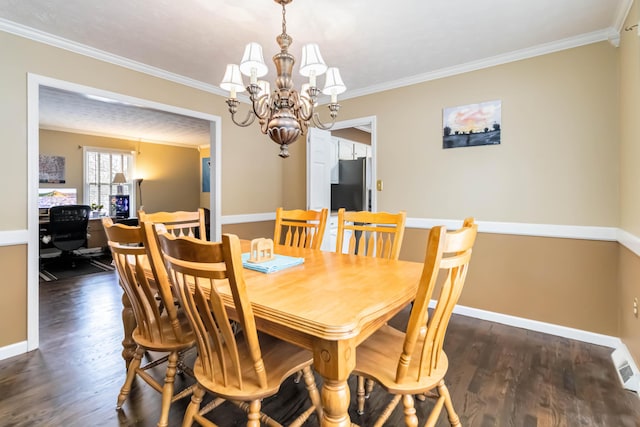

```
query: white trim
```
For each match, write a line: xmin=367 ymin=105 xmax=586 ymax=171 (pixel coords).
xmin=27 ymin=73 xmax=223 ymax=353
xmin=0 ymin=341 xmax=29 ymax=361
xmin=406 ymin=217 xmax=618 ymax=241
xmin=342 ymin=29 xmax=618 ymax=101
xmin=614 ymin=0 xmax=635 ymax=33
xmin=0 ymin=230 xmax=28 ymax=246
xmin=27 ymin=75 xmax=40 ymax=351
xmin=210 ymin=119 xmax=222 ymax=242
xmin=618 ymin=229 xmax=640 ymax=257
xmin=431 ymin=302 xmax=622 ymax=349
xmin=0 ymin=19 xmax=226 ymax=98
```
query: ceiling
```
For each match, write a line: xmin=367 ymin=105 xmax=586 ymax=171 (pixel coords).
xmin=1 ymin=0 xmax=633 ymax=146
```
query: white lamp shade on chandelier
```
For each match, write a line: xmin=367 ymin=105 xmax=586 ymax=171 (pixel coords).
xmin=220 ymin=0 xmax=346 ymax=158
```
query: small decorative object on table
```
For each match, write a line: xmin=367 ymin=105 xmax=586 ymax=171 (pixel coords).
xmin=242 ymin=237 xmax=304 ymax=274
xmin=248 ymin=238 xmax=275 ymax=263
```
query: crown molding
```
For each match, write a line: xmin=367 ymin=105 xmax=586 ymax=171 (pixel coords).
xmin=0 ymin=18 xmax=227 ymax=97
xmin=614 ymin=0 xmax=635 ymax=33
xmin=1 ymin=17 xmax=625 ymax=104
xmin=342 ymin=28 xmax=619 ymax=101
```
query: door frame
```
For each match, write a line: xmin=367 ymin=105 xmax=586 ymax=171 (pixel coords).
xmin=26 ymin=73 xmax=222 ymax=350
xmin=312 ymin=116 xmax=377 ymax=212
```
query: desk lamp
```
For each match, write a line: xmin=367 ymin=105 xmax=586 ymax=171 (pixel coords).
xmin=112 ymin=173 xmax=127 ymax=194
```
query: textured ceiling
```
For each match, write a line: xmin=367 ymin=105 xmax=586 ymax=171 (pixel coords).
xmin=1 ymin=0 xmax=632 ymax=146
xmin=39 ymin=86 xmax=211 ymax=146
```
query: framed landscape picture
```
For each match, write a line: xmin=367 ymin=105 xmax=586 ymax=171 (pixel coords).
xmin=442 ymin=100 xmax=501 ymax=149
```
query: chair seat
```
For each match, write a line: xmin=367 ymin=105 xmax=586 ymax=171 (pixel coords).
xmin=132 ymin=310 xmax=195 ymax=352
xmin=354 ymin=324 xmax=449 ymax=395
xmin=193 ymin=331 xmax=314 ymax=401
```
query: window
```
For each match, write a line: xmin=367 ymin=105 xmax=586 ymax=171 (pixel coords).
xmin=83 ymin=147 xmax=135 ymax=211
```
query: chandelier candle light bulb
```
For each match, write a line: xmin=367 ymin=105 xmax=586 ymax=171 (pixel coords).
xmin=221 ymin=0 xmax=346 ymax=158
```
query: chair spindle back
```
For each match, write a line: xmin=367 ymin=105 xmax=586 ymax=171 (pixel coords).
xmin=397 ymin=218 xmax=477 ymax=383
xmin=158 ymin=232 xmax=268 ymax=390
xmin=273 ymin=207 xmax=328 ymax=250
xmin=336 ymin=208 xmax=406 ymax=260
xmin=138 ymin=208 xmax=207 ymax=240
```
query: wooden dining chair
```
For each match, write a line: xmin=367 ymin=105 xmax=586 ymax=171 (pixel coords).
xmin=335 ymin=208 xmax=406 ymax=259
xmin=273 ymin=207 xmax=328 ymax=250
xmin=103 ymin=218 xmax=196 ymax=427
xmin=353 ymin=218 xmax=477 ymax=427
xmin=335 ymin=208 xmax=407 ymax=397
xmin=138 ymin=208 xmax=208 ymax=241
xmin=157 ymin=232 xmax=323 ymax=427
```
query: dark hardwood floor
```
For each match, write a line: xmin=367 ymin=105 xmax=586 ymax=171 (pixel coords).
xmin=0 ymin=270 xmax=639 ymax=426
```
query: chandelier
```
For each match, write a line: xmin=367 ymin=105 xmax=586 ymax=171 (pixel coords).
xmin=220 ymin=0 xmax=346 ymax=158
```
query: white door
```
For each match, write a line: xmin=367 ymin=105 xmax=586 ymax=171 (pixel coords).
xmin=306 ymin=127 xmax=332 ymax=211
xmin=307 ymin=127 xmax=333 ymax=251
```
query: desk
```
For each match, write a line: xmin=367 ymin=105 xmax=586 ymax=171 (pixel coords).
xmin=224 ymin=244 xmax=423 ymax=427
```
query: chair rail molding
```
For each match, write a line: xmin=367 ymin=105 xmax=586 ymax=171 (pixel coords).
xmin=0 ymin=229 xmax=29 ymax=247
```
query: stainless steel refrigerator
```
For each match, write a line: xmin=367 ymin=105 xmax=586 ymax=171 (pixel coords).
xmin=331 ymin=158 xmax=369 ymax=212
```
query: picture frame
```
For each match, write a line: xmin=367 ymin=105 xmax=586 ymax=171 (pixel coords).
xmin=39 ymin=154 xmax=66 ymax=183
xmin=443 ymin=100 xmax=501 ymax=149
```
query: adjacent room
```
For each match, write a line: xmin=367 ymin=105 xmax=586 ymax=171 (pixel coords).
xmin=1 ymin=0 xmax=640 ymax=426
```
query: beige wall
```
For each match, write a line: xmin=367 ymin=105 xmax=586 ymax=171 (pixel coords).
xmin=620 ymin=1 xmax=640 ymax=237
xmin=619 ymin=247 xmax=640 ymax=360
xmin=0 ymin=245 xmax=26 ymax=347
xmin=333 ymin=42 xmax=620 ymax=226
xmin=619 ymin=1 xmax=640 ymax=364
xmin=40 ymin=130 xmax=201 ymax=213
xmin=332 ymin=128 xmax=371 ymax=145
xmin=222 ymin=221 xmax=275 ymax=241
xmin=402 ymin=228 xmax=619 ymax=335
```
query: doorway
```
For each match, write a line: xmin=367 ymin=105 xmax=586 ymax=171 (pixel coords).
xmin=306 ymin=115 xmax=377 ymax=213
xmin=306 ymin=116 xmax=377 ymax=252
xmin=26 ymin=74 xmax=222 ymax=350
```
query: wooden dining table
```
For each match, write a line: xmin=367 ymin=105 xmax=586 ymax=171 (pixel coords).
xmin=125 ymin=241 xmax=424 ymax=427
xmin=227 ymin=243 xmax=424 ymax=427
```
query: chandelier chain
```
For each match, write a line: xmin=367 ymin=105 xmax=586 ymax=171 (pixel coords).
xmin=281 ymin=2 xmax=287 ymax=37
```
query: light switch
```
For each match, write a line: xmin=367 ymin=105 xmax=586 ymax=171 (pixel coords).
xmin=376 ymin=179 xmax=383 ymax=191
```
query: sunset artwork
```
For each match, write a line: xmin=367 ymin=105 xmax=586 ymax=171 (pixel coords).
xmin=442 ymin=100 xmax=501 ymax=149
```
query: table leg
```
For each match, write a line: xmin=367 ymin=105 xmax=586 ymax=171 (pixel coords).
xmin=313 ymin=339 xmax=356 ymax=427
xmin=121 ymin=291 xmax=136 ymax=368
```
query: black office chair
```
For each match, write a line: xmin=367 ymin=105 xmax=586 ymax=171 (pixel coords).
xmin=47 ymin=204 xmax=91 ymax=267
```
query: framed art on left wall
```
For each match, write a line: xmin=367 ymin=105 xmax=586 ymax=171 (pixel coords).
xmin=39 ymin=154 xmax=66 ymax=183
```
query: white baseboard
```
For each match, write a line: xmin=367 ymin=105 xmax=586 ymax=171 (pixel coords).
xmin=430 ymin=300 xmax=622 ymax=348
xmin=0 ymin=340 xmax=29 ymax=361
